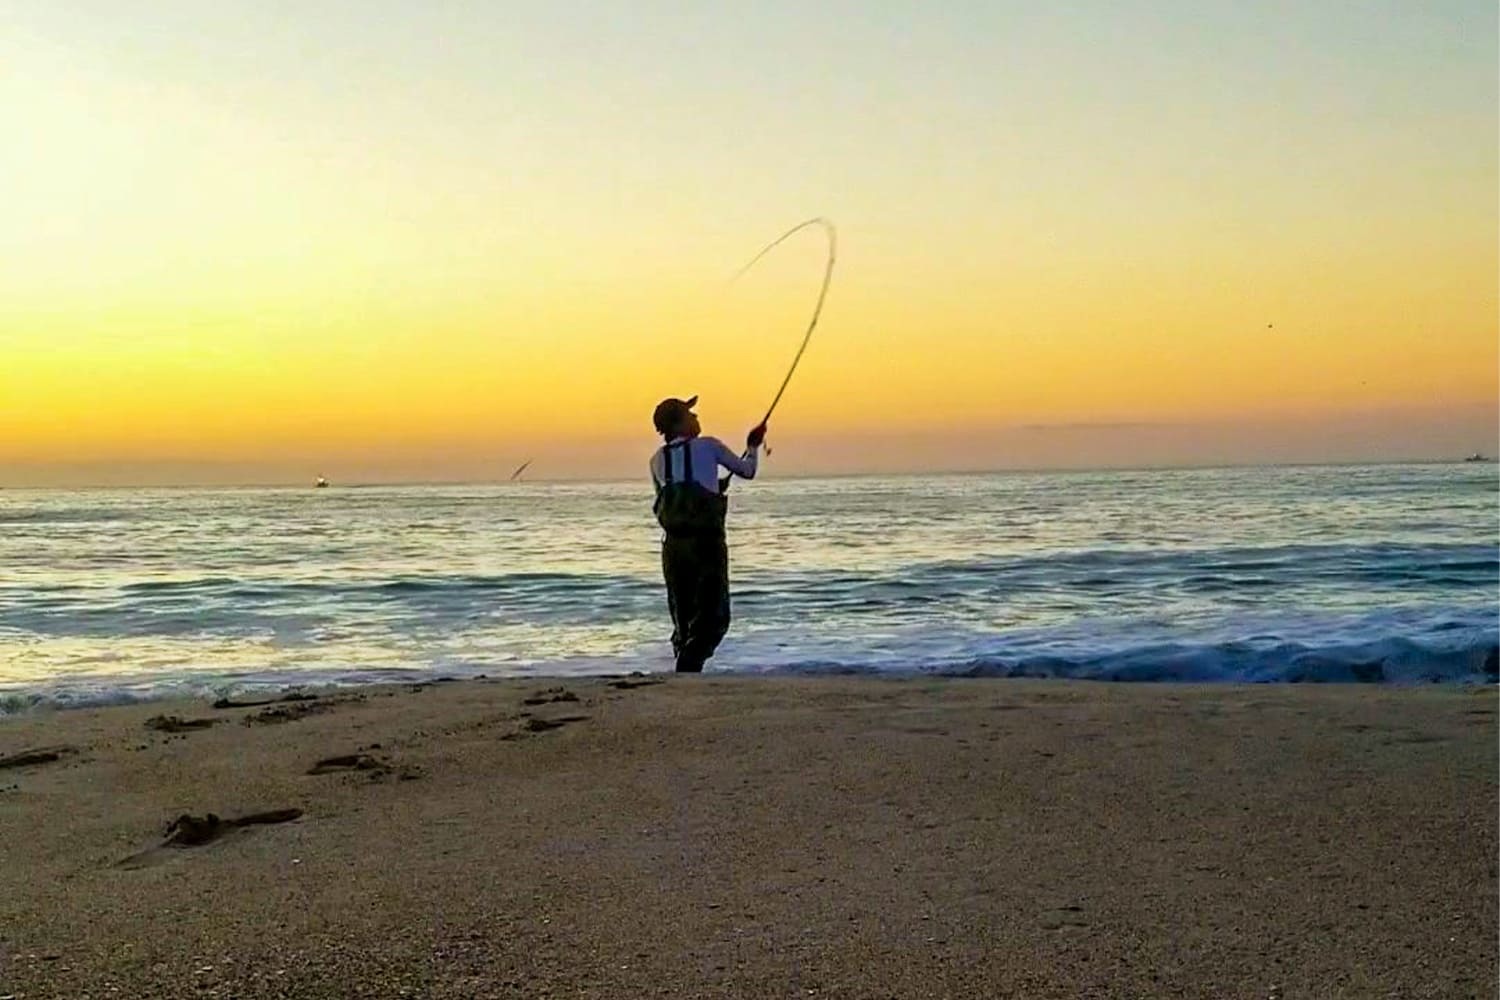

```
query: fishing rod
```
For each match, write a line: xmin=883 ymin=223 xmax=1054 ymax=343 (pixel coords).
xmin=721 ymin=217 xmax=837 ymax=488
xmin=733 ymin=217 xmax=837 ymax=427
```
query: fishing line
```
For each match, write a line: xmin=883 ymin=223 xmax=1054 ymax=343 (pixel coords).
xmin=730 ymin=217 xmax=838 ymax=428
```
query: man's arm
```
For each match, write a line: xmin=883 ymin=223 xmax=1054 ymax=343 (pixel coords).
xmin=649 ymin=448 xmax=665 ymax=489
xmin=709 ymin=437 xmax=758 ymax=480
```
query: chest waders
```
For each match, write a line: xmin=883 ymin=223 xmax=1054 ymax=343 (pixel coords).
xmin=654 ymin=441 xmax=731 ymax=673
xmin=653 ymin=440 xmax=727 ymax=536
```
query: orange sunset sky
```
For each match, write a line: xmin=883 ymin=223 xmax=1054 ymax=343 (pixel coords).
xmin=3 ymin=1 xmax=1496 ymax=485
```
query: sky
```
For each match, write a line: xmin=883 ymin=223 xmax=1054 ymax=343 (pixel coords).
xmin=2 ymin=1 xmax=1496 ymax=485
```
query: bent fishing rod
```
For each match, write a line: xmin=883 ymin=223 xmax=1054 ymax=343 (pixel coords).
xmin=721 ymin=217 xmax=837 ymax=490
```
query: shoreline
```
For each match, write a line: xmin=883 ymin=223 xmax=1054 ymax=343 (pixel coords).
xmin=2 ymin=675 xmax=1495 ymax=997
xmin=5 ymin=643 xmax=1498 ymax=718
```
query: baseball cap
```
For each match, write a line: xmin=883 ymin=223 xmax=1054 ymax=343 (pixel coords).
xmin=652 ymin=395 xmax=698 ymax=435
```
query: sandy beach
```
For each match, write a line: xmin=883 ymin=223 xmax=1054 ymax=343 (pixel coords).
xmin=0 ymin=676 xmax=1494 ymax=999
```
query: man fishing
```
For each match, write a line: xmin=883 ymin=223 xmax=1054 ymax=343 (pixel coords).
xmin=650 ymin=396 xmax=767 ymax=673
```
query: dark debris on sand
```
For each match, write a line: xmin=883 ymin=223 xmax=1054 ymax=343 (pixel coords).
xmin=307 ymin=753 xmax=387 ymax=776
xmin=518 ymin=715 xmax=590 ymax=735
xmin=607 ymin=676 xmax=665 ymax=690
xmin=212 ymin=692 xmax=318 ymax=710
xmin=163 ymin=808 xmax=304 ymax=848
xmin=308 ymin=752 xmax=422 ymax=782
xmin=145 ymin=715 xmax=219 ymax=733
xmin=522 ymin=688 xmax=581 ymax=706
xmin=0 ymin=746 xmax=76 ymax=770
xmin=241 ymin=700 xmax=339 ymax=726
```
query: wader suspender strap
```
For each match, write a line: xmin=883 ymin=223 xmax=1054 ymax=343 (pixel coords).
xmin=659 ymin=441 xmax=693 ymax=490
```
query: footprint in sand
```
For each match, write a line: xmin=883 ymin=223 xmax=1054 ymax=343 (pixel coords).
xmin=0 ymin=746 xmax=76 ymax=770
xmin=117 ymin=808 xmax=304 ymax=869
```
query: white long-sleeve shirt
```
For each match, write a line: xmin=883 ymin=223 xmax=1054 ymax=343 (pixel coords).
xmin=650 ymin=436 xmax=758 ymax=492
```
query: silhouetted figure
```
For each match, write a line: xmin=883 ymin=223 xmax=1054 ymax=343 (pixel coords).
xmin=649 ymin=396 xmax=766 ymax=673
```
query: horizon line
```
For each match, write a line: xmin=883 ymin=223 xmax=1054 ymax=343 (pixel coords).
xmin=2 ymin=456 xmax=1493 ymax=491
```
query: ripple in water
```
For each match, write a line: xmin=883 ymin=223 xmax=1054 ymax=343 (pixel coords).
xmin=0 ymin=464 xmax=1495 ymax=709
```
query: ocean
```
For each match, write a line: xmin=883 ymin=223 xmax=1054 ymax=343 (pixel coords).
xmin=1 ymin=463 xmax=1496 ymax=710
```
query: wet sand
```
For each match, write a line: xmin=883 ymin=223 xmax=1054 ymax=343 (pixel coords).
xmin=0 ymin=677 xmax=1494 ymax=999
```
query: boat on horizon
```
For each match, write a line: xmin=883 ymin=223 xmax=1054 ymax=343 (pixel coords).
xmin=315 ymin=477 xmax=330 ymax=488
xmin=1462 ymin=454 xmax=1494 ymax=463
